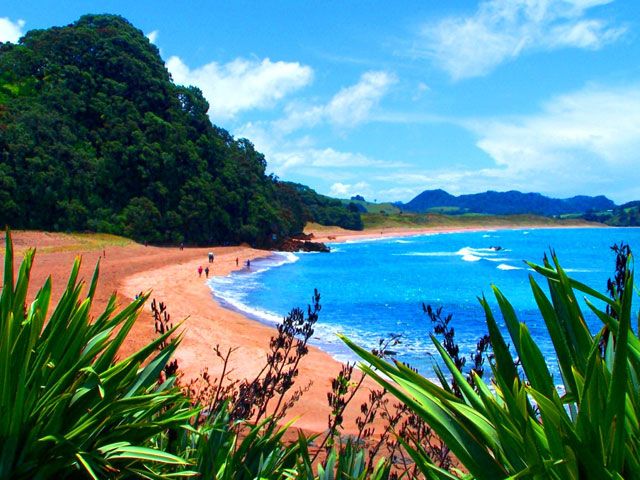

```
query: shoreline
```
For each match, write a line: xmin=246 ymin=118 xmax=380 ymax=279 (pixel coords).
xmin=117 ymin=244 xmax=365 ymax=434
xmin=2 ymin=223 xmax=616 ymax=436
xmin=306 ymin=222 xmax=606 ymax=244
xmin=119 ymin=223 xmax=613 ymax=435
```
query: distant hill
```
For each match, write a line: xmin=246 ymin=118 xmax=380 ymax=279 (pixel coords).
xmin=400 ymin=189 xmax=615 ymax=216
xmin=341 ymin=198 xmax=401 ymax=215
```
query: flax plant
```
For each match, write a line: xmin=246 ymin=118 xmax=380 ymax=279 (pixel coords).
xmin=343 ymin=252 xmax=640 ymax=479
xmin=0 ymin=231 xmax=195 ymax=479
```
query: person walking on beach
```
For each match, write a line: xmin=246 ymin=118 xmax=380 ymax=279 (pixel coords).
xmin=235 ymin=257 xmax=239 ymax=267
xmin=180 ymin=242 xmax=184 ymax=251
xmin=198 ymin=265 xmax=203 ymax=277
xmin=208 ymin=252 xmax=214 ymax=263
xmin=246 ymin=259 xmax=251 ymax=269
xmin=204 ymin=266 xmax=210 ymax=278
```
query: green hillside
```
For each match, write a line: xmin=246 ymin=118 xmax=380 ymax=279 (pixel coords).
xmin=361 ymin=212 xmax=596 ymax=230
xmin=340 ymin=198 xmax=402 ymax=215
xmin=583 ymin=202 xmax=640 ymax=226
xmin=0 ymin=14 xmax=360 ymax=245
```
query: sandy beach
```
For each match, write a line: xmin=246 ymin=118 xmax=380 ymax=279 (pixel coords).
xmin=1 ymin=223 xmax=599 ymax=435
xmin=2 ymin=230 xmax=386 ymax=435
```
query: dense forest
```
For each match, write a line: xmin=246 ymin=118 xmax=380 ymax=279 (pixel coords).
xmin=0 ymin=14 xmax=361 ymax=245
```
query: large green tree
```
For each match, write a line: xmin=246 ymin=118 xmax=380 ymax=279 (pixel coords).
xmin=0 ymin=14 xmax=361 ymax=245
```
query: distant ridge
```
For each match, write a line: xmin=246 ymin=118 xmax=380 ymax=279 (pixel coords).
xmin=400 ymin=189 xmax=615 ymax=216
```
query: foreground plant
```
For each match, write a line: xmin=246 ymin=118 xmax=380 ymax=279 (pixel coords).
xmin=343 ymin=251 xmax=640 ymax=479
xmin=0 ymin=231 xmax=194 ymax=478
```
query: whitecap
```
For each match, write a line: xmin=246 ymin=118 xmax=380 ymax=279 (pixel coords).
xmin=457 ymin=246 xmax=497 ymax=256
xmin=497 ymin=264 xmax=522 ymax=271
xmin=462 ymin=254 xmax=482 ymax=262
xmin=210 ymin=287 xmax=283 ymax=326
xmin=394 ymin=251 xmax=458 ymax=257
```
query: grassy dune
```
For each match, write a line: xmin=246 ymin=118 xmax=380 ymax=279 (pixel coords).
xmin=361 ymin=212 xmax=600 ymax=230
xmin=0 ymin=231 xmax=133 ymax=254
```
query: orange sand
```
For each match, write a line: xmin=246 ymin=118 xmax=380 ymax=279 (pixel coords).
xmin=0 ymin=223 xmax=601 ymax=435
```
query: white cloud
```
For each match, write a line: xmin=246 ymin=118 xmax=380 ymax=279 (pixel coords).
xmin=274 ymin=70 xmax=397 ymax=133
xmin=473 ymin=84 xmax=640 ymax=168
xmin=325 ymin=71 xmax=398 ymax=127
xmin=364 ymin=84 xmax=640 ymax=202
xmin=146 ymin=30 xmax=159 ymax=44
xmin=166 ymin=56 xmax=313 ymax=121
xmin=0 ymin=17 xmax=25 ymax=43
xmin=237 ymin=120 xmax=406 ymax=192
xmin=329 ymin=182 xmax=371 ymax=198
xmin=417 ymin=0 xmax=625 ymax=80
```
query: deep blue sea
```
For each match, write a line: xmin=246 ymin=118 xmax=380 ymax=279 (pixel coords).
xmin=208 ymin=228 xmax=640 ymax=377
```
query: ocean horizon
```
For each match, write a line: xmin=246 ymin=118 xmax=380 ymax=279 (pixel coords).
xmin=208 ymin=227 xmax=640 ymax=378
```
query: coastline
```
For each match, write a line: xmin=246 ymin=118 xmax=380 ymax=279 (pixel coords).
xmin=118 ymin=245 xmax=372 ymax=434
xmin=305 ymin=222 xmax=604 ymax=244
xmin=117 ymin=222 xmax=605 ymax=435
xmin=2 ymin=223 xmax=611 ymax=436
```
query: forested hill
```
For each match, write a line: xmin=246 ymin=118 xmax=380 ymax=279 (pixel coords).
xmin=0 ymin=14 xmax=361 ymax=245
xmin=400 ymin=189 xmax=615 ymax=216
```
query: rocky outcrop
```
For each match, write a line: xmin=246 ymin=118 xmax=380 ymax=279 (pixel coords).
xmin=278 ymin=238 xmax=330 ymax=252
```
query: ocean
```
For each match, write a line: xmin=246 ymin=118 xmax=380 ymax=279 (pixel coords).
xmin=208 ymin=227 xmax=640 ymax=377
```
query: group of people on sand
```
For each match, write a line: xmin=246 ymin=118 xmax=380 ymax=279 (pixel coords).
xmin=197 ymin=253 xmax=251 ymax=279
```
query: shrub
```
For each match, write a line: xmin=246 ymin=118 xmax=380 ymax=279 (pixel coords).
xmin=0 ymin=230 xmax=194 ymax=478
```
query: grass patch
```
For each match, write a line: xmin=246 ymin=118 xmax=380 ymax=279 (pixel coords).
xmin=362 ymin=212 xmax=598 ymax=230
xmin=0 ymin=231 xmax=134 ymax=255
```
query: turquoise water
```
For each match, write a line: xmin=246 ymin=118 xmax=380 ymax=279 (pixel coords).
xmin=208 ymin=228 xmax=640 ymax=376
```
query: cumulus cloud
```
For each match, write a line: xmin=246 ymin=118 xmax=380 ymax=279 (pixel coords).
xmin=146 ymin=30 xmax=159 ymax=44
xmin=364 ymin=84 xmax=640 ymax=202
xmin=417 ymin=0 xmax=625 ymax=80
xmin=166 ymin=56 xmax=313 ymax=121
xmin=473 ymin=84 xmax=640 ymax=168
xmin=274 ymin=70 xmax=397 ymax=133
xmin=329 ymin=182 xmax=371 ymax=198
xmin=237 ymin=120 xmax=406 ymax=189
xmin=0 ymin=17 xmax=25 ymax=43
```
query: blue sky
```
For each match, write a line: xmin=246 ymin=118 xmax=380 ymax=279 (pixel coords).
xmin=2 ymin=1 xmax=640 ymax=203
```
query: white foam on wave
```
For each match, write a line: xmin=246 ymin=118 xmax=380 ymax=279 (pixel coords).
xmin=457 ymin=246 xmax=497 ymax=255
xmin=271 ymin=251 xmax=300 ymax=265
xmin=249 ymin=252 xmax=299 ymax=274
xmin=395 ymin=251 xmax=458 ymax=257
xmin=218 ymin=293 xmax=283 ymax=326
xmin=458 ymin=246 xmax=518 ymax=264
xmin=343 ymin=236 xmax=396 ymax=244
xmin=497 ymin=263 xmax=522 ymax=270
xmin=208 ymin=274 xmax=283 ymax=326
xmin=206 ymin=251 xmax=300 ymax=325
xmin=485 ymin=256 xmax=510 ymax=262
xmin=396 ymin=246 xmax=512 ymax=263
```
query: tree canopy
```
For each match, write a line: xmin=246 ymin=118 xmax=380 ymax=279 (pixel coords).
xmin=0 ymin=14 xmax=361 ymax=245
